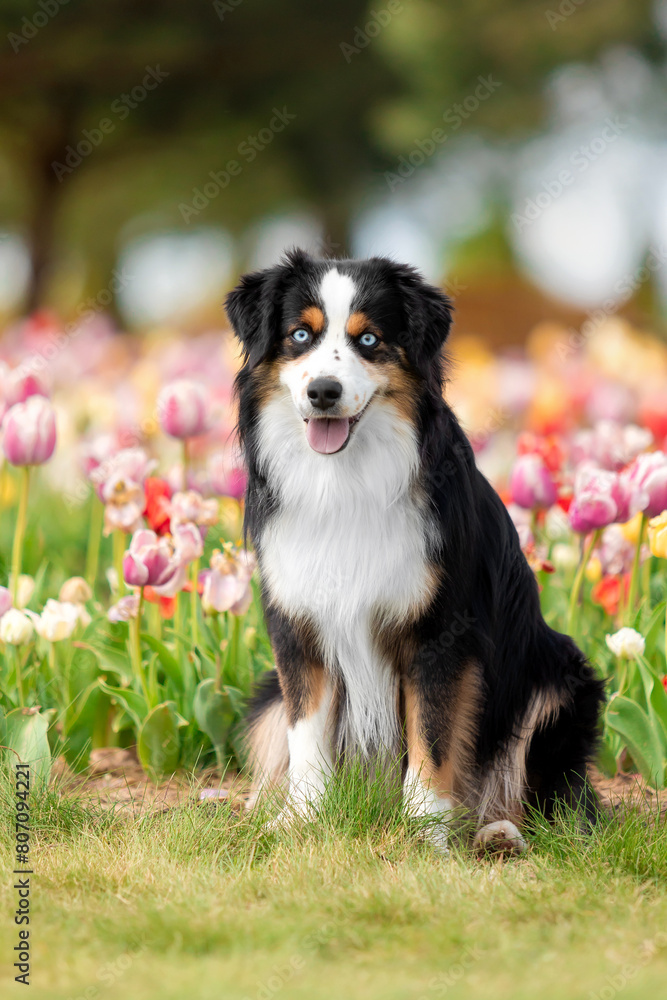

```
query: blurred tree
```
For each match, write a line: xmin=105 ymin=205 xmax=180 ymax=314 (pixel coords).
xmin=0 ymin=0 xmax=661 ymax=311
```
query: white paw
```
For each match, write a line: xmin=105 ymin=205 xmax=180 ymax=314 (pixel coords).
xmin=473 ymin=820 xmax=526 ymax=855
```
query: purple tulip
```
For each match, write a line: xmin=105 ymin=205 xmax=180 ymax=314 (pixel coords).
xmin=157 ymin=380 xmax=210 ymax=439
xmin=123 ymin=529 xmax=182 ymax=591
xmin=625 ymin=451 xmax=667 ymax=518
xmin=2 ymin=396 xmax=56 ymax=466
xmin=510 ymin=454 xmax=557 ymax=510
xmin=569 ymin=465 xmax=620 ymax=533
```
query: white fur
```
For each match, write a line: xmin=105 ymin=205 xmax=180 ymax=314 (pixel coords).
xmin=280 ymin=268 xmax=385 ymax=418
xmin=256 ymin=272 xmax=436 ymax=757
xmin=404 ymin=766 xmax=452 ymax=851
xmin=285 ymin=680 xmax=334 ymax=814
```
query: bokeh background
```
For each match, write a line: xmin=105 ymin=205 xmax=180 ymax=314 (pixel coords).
xmin=1 ymin=0 xmax=667 ymax=343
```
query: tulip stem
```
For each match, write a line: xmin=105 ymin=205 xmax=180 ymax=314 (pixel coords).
xmin=190 ymin=559 xmax=200 ymax=649
xmin=85 ymin=496 xmax=104 ymax=590
xmin=10 ymin=466 xmax=31 ymax=604
xmin=567 ymin=529 xmax=601 ymax=637
xmin=130 ymin=588 xmax=150 ymax=705
xmin=14 ymin=647 xmax=25 ymax=708
xmin=113 ymin=530 xmax=126 ymax=597
xmin=626 ymin=514 xmax=647 ymax=621
xmin=182 ymin=440 xmax=189 ymax=490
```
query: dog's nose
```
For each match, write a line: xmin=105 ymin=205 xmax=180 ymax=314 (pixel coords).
xmin=307 ymin=377 xmax=343 ymax=411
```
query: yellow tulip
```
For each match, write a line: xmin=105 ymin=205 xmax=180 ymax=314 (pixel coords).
xmin=620 ymin=511 xmax=644 ymax=545
xmin=585 ymin=556 xmax=602 ymax=583
xmin=648 ymin=511 xmax=667 ymax=559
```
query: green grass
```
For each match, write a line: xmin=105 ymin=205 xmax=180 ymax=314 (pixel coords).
xmin=1 ymin=768 xmax=667 ymax=1000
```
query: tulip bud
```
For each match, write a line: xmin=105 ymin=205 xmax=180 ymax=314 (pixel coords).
xmin=13 ymin=575 xmax=35 ymax=609
xmin=157 ymin=380 xmax=209 ymax=439
xmin=59 ymin=576 xmax=92 ymax=604
xmin=29 ymin=599 xmax=81 ymax=642
xmin=0 ymin=608 xmax=34 ymax=645
xmin=510 ymin=454 xmax=557 ymax=510
xmin=2 ymin=396 xmax=56 ymax=466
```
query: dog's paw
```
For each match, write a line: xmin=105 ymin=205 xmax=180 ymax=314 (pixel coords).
xmin=473 ymin=820 xmax=526 ymax=856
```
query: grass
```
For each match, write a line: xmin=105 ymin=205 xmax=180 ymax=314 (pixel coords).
xmin=1 ymin=767 xmax=667 ymax=1000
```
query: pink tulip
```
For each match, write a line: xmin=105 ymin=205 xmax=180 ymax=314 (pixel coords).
xmin=510 ymin=454 xmax=557 ymax=510
xmin=2 ymin=396 xmax=56 ymax=466
xmin=625 ymin=451 xmax=667 ymax=518
xmin=172 ymin=521 xmax=204 ymax=563
xmin=0 ymin=585 xmax=12 ymax=619
xmin=571 ymin=421 xmax=652 ymax=472
xmin=6 ymin=369 xmax=49 ymax=408
xmin=108 ymin=594 xmax=140 ymax=622
xmin=200 ymin=547 xmax=256 ymax=615
xmin=569 ymin=465 xmax=621 ymax=533
xmin=157 ymin=379 xmax=209 ymax=439
xmin=207 ymin=450 xmax=247 ymax=499
xmin=168 ymin=490 xmax=218 ymax=528
xmin=123 ymin=529 xmax=182 ymax=591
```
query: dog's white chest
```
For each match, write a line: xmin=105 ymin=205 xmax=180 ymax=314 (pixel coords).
xmin=257 ymin=398 xmax=436 ymax=753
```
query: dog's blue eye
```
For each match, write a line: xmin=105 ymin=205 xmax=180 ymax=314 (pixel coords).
xmin=291 ymin=329 xmax=311 ymax=344
xmin=359 ymin=333 xmax=378 ymax=347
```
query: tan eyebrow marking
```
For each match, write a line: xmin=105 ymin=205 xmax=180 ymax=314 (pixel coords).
xmin=298 ymin=305 xmax=325 ymax=333
xmin=347 ymin=311 xmax=382 ymax=338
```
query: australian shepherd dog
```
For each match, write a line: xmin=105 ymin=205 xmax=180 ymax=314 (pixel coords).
xmin=226 ymin=249 xmax=603 ymax=852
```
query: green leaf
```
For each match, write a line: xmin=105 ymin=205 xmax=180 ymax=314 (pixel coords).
xmin=63 ymin=683 xmax=110 ymax=771
xmin=140 ymin=633 xmax=184 ymax=691
xmin=97 ymin=680 xmax=148 ymax=729
xmin=606 ymin=695 xmax=666 ymax=789
xmin=137 ymin=702 xmax=184 ymax=779
xmin=193 ymin=679 xmax=234 ymax=765
xmin=4 ymin=709 xmax=52 ymax=787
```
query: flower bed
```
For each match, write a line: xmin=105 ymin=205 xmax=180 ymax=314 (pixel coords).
xmin=1 ymin=310 xmax=667 ymax=789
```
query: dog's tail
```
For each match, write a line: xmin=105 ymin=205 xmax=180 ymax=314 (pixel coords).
xmin=245 ymin=669 xmax=289 ymax=806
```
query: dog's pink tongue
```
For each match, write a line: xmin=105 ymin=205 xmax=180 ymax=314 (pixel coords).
xmin=306 ymin=417 xmax=350 ymax=454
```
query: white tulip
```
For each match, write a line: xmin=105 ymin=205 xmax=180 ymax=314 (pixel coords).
xmin=0 ymin=608 xmax=34 ymax=645
xmin=30 ymin=600 xmax=81 ymax=642
xmin=605 ymin=627 xmax=645 ymax=660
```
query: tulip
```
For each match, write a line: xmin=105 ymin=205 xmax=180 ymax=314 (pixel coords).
xmin=605 ymin=627 xmax=645 ymax=660
xmin=571 ymin=421 xmax=652 ymax=472
xmin=169 ymin=490 xmax=218 ymax=528
xmin=510 ymin=454 xmax=557 ymax=510
xmin=648 ymin=512 xmax=667 ymax=559
xmin=0 ymin=608 xmax=34 ymax=645
xmin=59 ymin=576 xmax=92 ymax=605
xmin=108 ymin=594 xmax=140 ymax=622
xmin=0 ymin=585 xmax=12 ymax=619
xmin=6 ymin=369 xmax=49 ymax=408
xmin=123 ymin=529 xmax=183 ymax=595
xmin=172 ymin=521 xmax=204 ymax=563
xmin=28 ymin=599 xmax=83 ymax=642
xmin=2 ymin=395 xmax=56 ymax=467
xmin=625 ymin=452 xmax=667 ymax=519
xmin=201 ymin=546 xmax=256 ymax=616
xmin=157 ymin=380 xmax=210 ymax=440
xmin=569 ymin=466 xmax=623 ymax=534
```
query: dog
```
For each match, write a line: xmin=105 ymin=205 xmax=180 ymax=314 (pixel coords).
xmin=226 ymin=249 xmax=603 ymax=852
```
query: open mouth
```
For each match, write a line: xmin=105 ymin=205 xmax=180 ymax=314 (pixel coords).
xmin=304 ymin=401 xmax=370 ymax=455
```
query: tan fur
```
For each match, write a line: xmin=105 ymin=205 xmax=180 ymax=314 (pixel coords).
xmin=297 ymin=305 xmax=325 ymax=333
xmin=245 ymin=699 xmax=289 ymax=804
xmin=477 ymin=688 xmax=567 ymax=824
xmin=347 ymin=311 xmax=381 ymax=338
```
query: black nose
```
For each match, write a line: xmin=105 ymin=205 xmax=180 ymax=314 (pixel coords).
xmin=307 ymin=377 xmax=343 ymax=411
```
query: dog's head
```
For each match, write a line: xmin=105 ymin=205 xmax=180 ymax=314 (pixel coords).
xmin=227 ymin=249 xmax=453 ymax=456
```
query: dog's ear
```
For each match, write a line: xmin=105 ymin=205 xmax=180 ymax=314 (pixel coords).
xmin=226 ymin=249 xmax=312 ymax=368
xmin=379 ymin=260 xmax=453 ymax=368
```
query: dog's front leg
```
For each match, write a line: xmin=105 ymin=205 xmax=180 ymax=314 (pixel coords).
xmin=275 ymin=655 xmax=334 ymax=824
xmin=402 ymin=679 xmax=453 ymax=851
